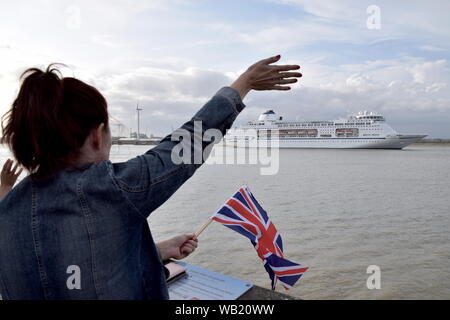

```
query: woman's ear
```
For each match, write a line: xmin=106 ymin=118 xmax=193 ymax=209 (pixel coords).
xmin=92 ymin=123 xmax=105 ymax=150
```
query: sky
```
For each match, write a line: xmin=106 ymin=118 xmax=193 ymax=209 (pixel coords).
xmin=1 ymin=0 xmax=450 ymax=138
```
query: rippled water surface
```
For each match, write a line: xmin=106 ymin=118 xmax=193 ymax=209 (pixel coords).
xmin=2 ymin=144 xmax=449 ymax=299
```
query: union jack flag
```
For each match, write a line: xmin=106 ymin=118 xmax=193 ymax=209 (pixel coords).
xmin=211 ymin=186 xmax=309 ymax=290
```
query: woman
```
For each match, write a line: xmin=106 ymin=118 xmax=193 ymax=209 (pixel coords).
xmin=0 ymin=55 xmax=301 ymax=300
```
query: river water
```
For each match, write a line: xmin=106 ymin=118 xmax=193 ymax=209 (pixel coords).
xmin=1 ymin=144 xmax=449 ymax=299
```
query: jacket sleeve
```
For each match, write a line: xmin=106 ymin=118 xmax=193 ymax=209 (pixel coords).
xmin=107 ymin=87 xmax=245 ymax=219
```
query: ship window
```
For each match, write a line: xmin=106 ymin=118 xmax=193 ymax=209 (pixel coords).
xmin=336 ymin=128 xmax=359 ymax=138
xmin=279 ymin=129 xmax=318 ymax=138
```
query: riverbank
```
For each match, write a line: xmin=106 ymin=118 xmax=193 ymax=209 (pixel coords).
xmin=414 ymin=139 xmax=450 ymax=144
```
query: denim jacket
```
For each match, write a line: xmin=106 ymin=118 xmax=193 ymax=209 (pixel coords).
xmin=0 ymin=87 xmax=245 ymax=300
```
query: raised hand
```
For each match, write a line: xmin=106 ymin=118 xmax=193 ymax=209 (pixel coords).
xmin=1 ymin=159 xmax=23 ymax=188
xmin=0 ymin=159 xmax=23 ymax=200
xmin=230 ymin=55 xmax=302 ymax=99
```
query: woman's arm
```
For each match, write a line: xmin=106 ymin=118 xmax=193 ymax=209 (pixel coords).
xmin=109 ymin=55 xmax=302 ymax=218
xmin=109 ymin=87 xmax=245 ymax=218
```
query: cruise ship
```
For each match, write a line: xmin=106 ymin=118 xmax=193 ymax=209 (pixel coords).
xmin=224 ymin=110 xmax=426 ymax=149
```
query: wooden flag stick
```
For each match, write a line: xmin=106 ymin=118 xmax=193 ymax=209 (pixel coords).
xmin=195 ymin=219 xmax=213 ymax=238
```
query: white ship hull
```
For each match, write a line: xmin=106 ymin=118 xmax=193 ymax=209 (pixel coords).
xmin=225 ymin=110 xmax=427 ymax=150
xmin=225 ymin=135 xmax=427 ymax=149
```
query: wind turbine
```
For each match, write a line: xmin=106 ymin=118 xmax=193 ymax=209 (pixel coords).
xmin=136 ymin=103 xmax=143 ymax=140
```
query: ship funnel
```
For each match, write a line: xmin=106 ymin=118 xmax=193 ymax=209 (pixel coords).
xmin=258 ymin=110 xmax=280 ymax=121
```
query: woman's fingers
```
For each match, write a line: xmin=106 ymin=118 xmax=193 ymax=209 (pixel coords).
xmin=264 ymin=85 xmax=292 ymax=91
xmin=181 ymin=244 xmax=196 ymax=254
xmin=3 ymin=159 xmax=12 ymax=173
xmin=15 ymin=168 xmax=23 ymax=177
xmin=187 ymin=240 xmax=198 ymax=247
xmin=181 ymin=248 xmax=194 ymax=256
xmin=180 ymin=238 xmax=198 ymax=255
xmin=272 ymin=64 xmax=301 ymax=72
xmin=182 ymin=240 xmax=198 ymax=250
xmin=271 ymin=78 xmax=298 ymax=85
xmin=178 ymin=234 xmax=198 ymax=257
xmin=255 ymin=72 xmax=302 ymax=83
xmin=182 ymin=243 xmax=196 ymax=250
xmin=252 ymin=78 xmax=298 ymax=89
xmin=260 ymin=55 xmax=281 ymax=65
xmin=279 ymin=72 xmax=303 ymax=78
xmin=184 ymin=234 xmax=198 ymax=243
xmin=11 ymin=162 xmax=19 ymax=174
xmin=4 ymin=159 xmax=21 ymax=174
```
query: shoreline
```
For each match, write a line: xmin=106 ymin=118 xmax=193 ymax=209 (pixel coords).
xmin=413 ymin=139 xmax=450 ymax=145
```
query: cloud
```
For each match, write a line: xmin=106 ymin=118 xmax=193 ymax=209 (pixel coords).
xmin=101 ymin=56 xmax=450 ymax=138
xmin=419 ymin=45 xmax=446 ymax=52
xmin=91 ymin=65 xmax=233 ymax=135
xmin=409 ymin=60 xmax=449 ymax=84
xmin=269 ymin=0 xmax=450 ymax=48
xmin=239 ymin=57 xmax=450 ymax=137
xmin=1 ymin=1 xmax=450 ymax=138
xmin=270 ymin=0 xmax=365 ymax=21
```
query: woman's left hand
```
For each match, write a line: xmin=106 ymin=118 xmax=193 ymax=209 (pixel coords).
xmin=157 ymin=234 xmax=199 ymax=261
xmin=230 ymin=55 xmax=302 ymax=99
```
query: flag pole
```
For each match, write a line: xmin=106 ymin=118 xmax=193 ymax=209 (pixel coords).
xmin=195 ymin=218 xmax=213 ymax=238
